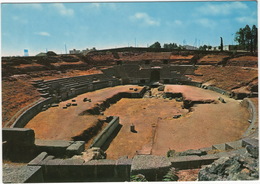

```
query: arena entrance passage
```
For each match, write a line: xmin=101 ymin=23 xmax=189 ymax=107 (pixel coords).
xmin=150 ymin=69 xmax=160 ymax=82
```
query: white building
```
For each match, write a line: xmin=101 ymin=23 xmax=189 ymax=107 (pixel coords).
xmin=69 ymin=49 xmax=81 ymax=54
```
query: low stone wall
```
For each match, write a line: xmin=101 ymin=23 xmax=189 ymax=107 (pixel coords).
xmin=206 ymin=85 xmax=231 ymax=96
xmin=2 ymin=128 xmax=37 ymax=162
xmin=169 ymin=155 xmax=219 ymax=170
xmin=3 ymin=165 xmax=44 ymax=183
xmin=179 ymin=81 xmax=202 ymax=87
xmin=28 ymin=152 xmax=132 ymax=182
xmin=11 ymin=97 xmax=55 ymax=128
xmin=35 ymin=140 xmax=85 ymax=158
xmin=90 ymin=116 xmax=120 ymax=148
xmin=241 ymin=98 xmax=258 ymax=137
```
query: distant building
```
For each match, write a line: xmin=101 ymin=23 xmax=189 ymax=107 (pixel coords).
xmin=210 ymin=45 xmax=240 ymax=51
xmin=82 ymin=48 xmax=90 ymax=55
xmin=223 ymin=45 xmax=237 ymax=51
xmin=183 ymin=45 xmax=198 ymax=50
xmin=24 ymin=49 xmax=29 ymax=56
xmin=69 ymin=49 xmax=81 ymax=54
xmin=211 ymin=46 xmax=220 ymax=51
xmin=36 ymin=52 xmax=47 ymax=56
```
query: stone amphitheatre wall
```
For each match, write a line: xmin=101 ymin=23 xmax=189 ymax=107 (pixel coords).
xmin=241 ymin=98 xmax=258 ymax=137
xmin=12 ymin=97 xmax=55 ymax=128
xmin=10 ymin=64 xmax=244 ymax=130
xmin=4 ymin=63 xmax=258 ymax=182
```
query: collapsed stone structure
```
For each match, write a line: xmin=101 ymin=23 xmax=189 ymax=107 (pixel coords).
xmin=2 ymin=62 xmax=258 ymax=182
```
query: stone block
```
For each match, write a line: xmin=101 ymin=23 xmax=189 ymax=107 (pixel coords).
xmin=3 ymin=165 xmax=43 ymax=183
xmin=45 ymin=159 xmax=63 ymax=165
xmin=116 ymin=157 xmax=132 ymax=180
xmin=242 ymin=138 xmax=259 ymax=148
xmin=169 ymin=155 xmax=201 ymax=169
xmin=212 ymin=143 xmax=226 ymax=151
xmin=199 ymin=147 xmax=212 ymax=152
xmin=35 ymin=139 xmax=72 ymax=157
xmin=225 ymin=140 xmax=243 ymax=150
xmin=66 ymin=141 xmax=85 ymax=156
xmin=28 ymin=152 xmax=48 ymax=166
xmin=131 ymin=155 xmax=171 ymax=181
xmin=60 ymin=158 xmax=85 ymax=165
xmin=2 ymin=128 xmax=35 ymax=146
xmin=39 ymin=155 xmax=55 ymax=165
xmin=200 ymin=155 xmax=219 ymax=165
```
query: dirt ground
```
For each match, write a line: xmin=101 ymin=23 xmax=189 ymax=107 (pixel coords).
xmin=177 ymin=169 xmax=200 ymax=181
xmin=25 ymin=85 xmax=144 ymax=141
xmin=103 ymin=85 xmax=249 ymax=159
xmin=25 ymin=85 xmax=250 ymax=159
xmin=2 ymin=68 xmax=103 ymax=127
xmin=189 ymin=66 xmax=258 ymax=91
xmin=104 ymin=98 xmax=188 ymax=159
xmin=197 ymin=54 xmax=229 ymax=64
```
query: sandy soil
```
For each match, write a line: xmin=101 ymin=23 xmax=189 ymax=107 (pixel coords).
xmin=229 ymin=56 xmax=258 ymax=62
xmin=104 ymin=98 xmax=188 ymax=159
xmin=198 ymin=54 xmax=229 ymax=64
xmin=2 ymin=68 xmax=102 ymax=127
xmin=190 ymin=66 xmax=258 ymax=91
xmin=177 ymin=169 xmax=200 ymax=181
xmin=103 ymin=85 xmax=249 ymax=159
xmin=170 ymin=55 xmax=194 ymax=59
xmin=25 ymin=85 xmax=144 ymax=140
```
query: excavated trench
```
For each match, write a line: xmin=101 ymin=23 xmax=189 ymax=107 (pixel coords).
xmin=79 ymin=87 xmax=218 ymax=117
xmin=74 ymin=87 xmax=218 ymax=151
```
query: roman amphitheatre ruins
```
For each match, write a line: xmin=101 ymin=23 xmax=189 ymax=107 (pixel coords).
xmin=2 ymin=48 xmax=259 ymax=182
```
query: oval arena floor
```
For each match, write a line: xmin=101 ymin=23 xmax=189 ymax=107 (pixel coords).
xmin=25 ymin=85 xmax=250 ymax=159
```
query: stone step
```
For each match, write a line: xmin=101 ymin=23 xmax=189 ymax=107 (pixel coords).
xmin=242 ymin=138 xmax=259 ymax=148
xmin=212 ymin=143 xmax=226 ymax=151
xmin=225 ymin=140 xmax=243 ymax=150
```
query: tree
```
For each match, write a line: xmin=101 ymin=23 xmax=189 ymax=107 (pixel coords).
xmin=46 ymin=51 xmax=57 ymax=56
xmin=252 ymin=25 xmax=258 ymax=53
xmin=235 ymin=25 xmax=257 ymax=53
xmin=199 ymin=45 xmax=208 ymax=51
xmin=235 ymin=28 xmax=246 ymax=49
xmin=244 ymin=25 xmax=252 ymax=52
xmin=149 ymin=41 xmax=161 ymax=49
xmin=163 ymin=43 xmax=178 ymax=49
xmin=220 ymin=37 xmax=223 ymax=51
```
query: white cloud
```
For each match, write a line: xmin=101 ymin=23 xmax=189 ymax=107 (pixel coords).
xmin=13 ymin=4 xmax=43 ymax=10
xmin=130 ymin=12 xmax=160 ymax=26
xmin=35 ymin=32 xmax=51 ymax=37
xmin=28 ymin=4 xmax=43 ymax=10
xmin=84 ymin=3 xmax=117 ymax=11
xmin=52 ymin=3 xmax=74 ymax=17
xmin=197 ymin=2 xmax=248 ymax=16
xmin=12 ymin=16 xmax=28 ymax=24
xmin=195 ymin=18 xmax=217 ymax=28
xmin=174 ymin=20 xmax=183 ymax=26
xmin=236 ymin=16 xmax=257 ymax=25
xmin=90 ymin=3 xmax=101 ymax=8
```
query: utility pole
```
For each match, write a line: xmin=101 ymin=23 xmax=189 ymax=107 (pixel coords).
xmin=64 ymin=44 xmax=67 ymax=54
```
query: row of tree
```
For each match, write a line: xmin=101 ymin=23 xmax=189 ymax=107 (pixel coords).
xmin=148 ymin=24 xmax=258 ymax=53
xmin=149 ymin=42 xmax=183 ymax=50
xmin=235 ymin=24 xmax=257 ymax=53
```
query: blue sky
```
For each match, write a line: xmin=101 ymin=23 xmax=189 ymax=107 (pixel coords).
xmin=1 ymin=1 xmax=258 ymax=56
